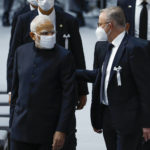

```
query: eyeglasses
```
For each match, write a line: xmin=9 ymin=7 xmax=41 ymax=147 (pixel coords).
xmin=97 ymin=22 xmax=109 ymax=27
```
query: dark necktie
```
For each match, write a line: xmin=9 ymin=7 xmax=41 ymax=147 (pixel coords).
xmin=139 ymin=1 xmax=148 ymax=40
xmin=100 ymin=43 xmax=114 ymax=104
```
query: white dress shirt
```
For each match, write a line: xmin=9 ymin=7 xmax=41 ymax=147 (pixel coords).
xmin=102 ymin=31 xmax=126 ymax=105
xmin=38 ymin=8 xmax=56 ymax=29
xmin=135 ymin=0 xmax=150 ymax=40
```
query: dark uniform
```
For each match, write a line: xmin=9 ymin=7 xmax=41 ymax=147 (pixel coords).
xmin=10 ymin=42 xmax=76 ymax=150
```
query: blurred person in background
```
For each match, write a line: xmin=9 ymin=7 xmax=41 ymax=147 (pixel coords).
xmin=9 ymin=0 xmax=38 ymax=52
xmin=69 ymin=0 xmax=89 ymax=26
xmin=117 ymin=0 xmax=150 ymax=40
xmin=2 ymin=0 xmax=14 ymax=26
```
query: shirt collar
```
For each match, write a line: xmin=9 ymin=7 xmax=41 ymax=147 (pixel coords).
xmin=38 ymin=8 xmax=56 ymax=26
xmin=111 ymin=31 xmax=126 ymax=48
xmin=30 ymin=4 xmax=36 ymax=11
xmin=136 ymin=0 xmax=150 ymax=6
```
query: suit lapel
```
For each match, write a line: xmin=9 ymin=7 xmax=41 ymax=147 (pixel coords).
xmin=109 ymin=34 xmax=129 ymax=82
xmin=56 ymin=10 xmax=65 ymax=43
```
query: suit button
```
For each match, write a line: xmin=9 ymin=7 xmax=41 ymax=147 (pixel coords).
xmin=32 ymin=75 xmax=34 ymax=78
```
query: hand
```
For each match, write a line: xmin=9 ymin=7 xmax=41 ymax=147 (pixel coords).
xmin=8 ymin=93 xmax=11 ymax=105
xmin=143 ymin=128 xmax=150 ymax=142
xmin=77 ymin=95 xmax=87 ymax=110
xmin=93 ymin=128 xmax=103 ymax=134
xmin=52 ymin=131 xmax=66 ymax=150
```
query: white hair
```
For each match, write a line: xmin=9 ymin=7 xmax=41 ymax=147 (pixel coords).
xmin=30 ymin=15 xmax=51 ymax=32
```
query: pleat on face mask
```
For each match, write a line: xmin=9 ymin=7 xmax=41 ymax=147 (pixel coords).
xmin=35 ymin=33 xmax=56 ymax=49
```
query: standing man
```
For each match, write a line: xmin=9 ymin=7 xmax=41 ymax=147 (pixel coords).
xmin=117 ymin=0 xmax=150 ymax=40
xmin=7 ymin=0 xmax=88 ymax=149
xmin=77 ymin=7 xmax=150 ymax=150
xmin=10 ymin=15 xmax=76 ymax=150
xmin=69 ymin=0 xmax=88 ymax=26
xmin=2 ymin=0 xmax=14 ymax=26
xmin=10 ymin=0 xmax=38 ymax=51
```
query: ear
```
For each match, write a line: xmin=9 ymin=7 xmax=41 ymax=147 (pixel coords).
xmin=30 ymin=32 xmax=36 ymax=41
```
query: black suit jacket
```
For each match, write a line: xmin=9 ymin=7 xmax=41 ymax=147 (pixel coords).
xmin=10 ymin=43 xmax=76 ymax=143
xmin=7 ymin=8 xmax=88 ymax=96
xmin=77 ymin=34 xmax=150 ymax=134
xmin=10 ymin=4 xmax=30 ymax=47
xmin=117 ymin=0 xmax=136 ymax=36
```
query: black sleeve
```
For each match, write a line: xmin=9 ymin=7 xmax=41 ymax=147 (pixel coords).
xmin=7 ymin=16 xmax=24 ymax=92
xmin=56 ymin=52 xmax=76 ymax=133
xmin=9 ymin=51 xmax=19 ymax=128
xmin=129 ymin=42 xmax=150 ymax=128
xmin=76 ymin=69 xmax=98 ymax=83
xmin=9 ymin=12 xmax=18 ymax=48
xmin=69 ymin=18 xmax=89 ymax=96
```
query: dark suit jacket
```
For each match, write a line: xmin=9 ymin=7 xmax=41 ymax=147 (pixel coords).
xmin=117 ymin=0 xmax=136 ymax=36
xmin=9 ymin=4 xmax=30 ymax=47
xmin=77 ymin=34 xmax=150 ymax=134
xmin=7 ymin=8 xmax=88 ymax=96
xmin=10 ymin=42 xmax=76 ymax=144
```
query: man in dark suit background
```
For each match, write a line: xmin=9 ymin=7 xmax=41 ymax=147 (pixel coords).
xmin=76 ymin=6 xmax=150 ymax=150
xmin=117 ymin=0 xmax=150 ymax=40
xmin=10 ymin=15 xmax=76 ymax=150
xmin=9 ymin=0 xmax=38 ymax=56
xmin=7 ymin=0 xmax=88 ymax=108
xmin=2 ymin=0 xmax=14 ymax=26
xmin=7 ymin=0 xmax=88 ymax=149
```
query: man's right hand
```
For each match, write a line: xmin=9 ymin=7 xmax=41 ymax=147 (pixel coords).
xmin=93 ymin=128 xmax=103 ymax=134
xmin=8 ymin=93 xmax=11 ymax=104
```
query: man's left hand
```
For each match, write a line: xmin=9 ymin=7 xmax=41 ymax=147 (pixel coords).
xmin=52 ymin=131 xmax=66 ymax=150
xmin=77 ymin=95 xmax=87 ymax=110
xmin=143 ymin=128 xmax=150 ymax=142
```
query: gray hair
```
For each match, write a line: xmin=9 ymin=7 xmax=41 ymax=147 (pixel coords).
xmin=100 ymin=6 xmax=126 ymax=28
xmin=30 ymin=15 xmax=51 ymax=32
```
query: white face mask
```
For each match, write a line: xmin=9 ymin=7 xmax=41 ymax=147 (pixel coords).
xmin=96 ymin=26 xmax=108 ymax=41
xmin=38 ymin=0 xmax=54 ymax=11
xmin=27 ymin=0 xmax=38 ymax=6
xmin=35 ymin=33 xmax=56 ymax=49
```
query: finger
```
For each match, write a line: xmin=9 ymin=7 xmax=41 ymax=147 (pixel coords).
xmin=143 ymin=133 xmax=148 ymax=142
xmin=77 ymin=102 xmax=83 ymax=110
xmin=148 ymin=132 xmax=150 ymax=140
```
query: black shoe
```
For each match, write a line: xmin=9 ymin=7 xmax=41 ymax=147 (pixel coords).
xmin=2 ymin=15 xmax=10 ymax=26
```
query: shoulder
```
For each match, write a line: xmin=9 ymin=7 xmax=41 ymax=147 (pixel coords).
xmin=18 ymin=9 xmax=37 ymax=20
xmin=14 ymin=5 xmax=30 ymax=17
xmin=127 ymin=36 xmax=150 ymax=55
xmin=16 ymin=42 xmax=34 ymax=55
xmin=56 ymin=9 xmax=76 ymax=22
xmin=95 ymin=41 xmax=108 ymax=53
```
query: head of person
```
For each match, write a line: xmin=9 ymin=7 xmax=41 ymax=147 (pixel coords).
xmin=27 ymin=0 xmax=38 ymax=8
xmin=37 ymin=0 xmax=55 ymax=15
xmin=96 ymin=6 xmax=126 ymax=42
xmin=30 ymin=15 xmax=56 ymax=49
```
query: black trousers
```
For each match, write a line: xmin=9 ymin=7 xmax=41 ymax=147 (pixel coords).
xmin=102 ymin=106 xmax=142 ymax=150
xmin=10 ymin=131 xmax=77 ymax=150
xmin=3 ymin=0 xmax=14 ymax=16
